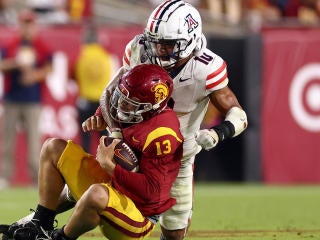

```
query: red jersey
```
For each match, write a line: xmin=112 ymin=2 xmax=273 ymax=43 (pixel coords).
xmin=112 ymin=107 xmax=183 ymax=217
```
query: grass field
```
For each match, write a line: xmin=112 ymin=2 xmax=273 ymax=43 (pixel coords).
xmin=1 ymin=183 xmax=320 ymax=240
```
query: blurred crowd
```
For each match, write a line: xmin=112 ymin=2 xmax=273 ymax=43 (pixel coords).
xmin=1 ymin=0 xmax=319 ymax=32
xmin=178 ymin=0 xmax=320 ymax=33
xmin=0 ymin=0 xmax=92 ymax=25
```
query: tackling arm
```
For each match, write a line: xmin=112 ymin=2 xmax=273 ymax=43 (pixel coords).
xmin=210 ymin=86 xmax=248 ymax=138
xmin=195 ymin=86 xmax=248 ymax=150
xmin=100 ymin=66 xmax=126 ymax=128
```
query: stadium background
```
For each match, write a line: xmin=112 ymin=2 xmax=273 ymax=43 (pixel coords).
xmin=0 ymin=2 xmax=319 ymax=185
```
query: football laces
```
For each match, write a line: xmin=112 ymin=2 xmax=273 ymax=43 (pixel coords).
xmin=121 ymin=143 xmax=138 ymax=162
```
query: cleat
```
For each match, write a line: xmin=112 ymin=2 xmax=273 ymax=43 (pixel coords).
xmin=0 ymin=224 xmax=10 ymax=240
xmin=13 ymin=219 xmax=43 ymax=240
xmin=36 ymin=228 xmax=73 ymax=240
xmin=49 ymin=229 xmax=64 ymax=240
xmin=0 ymin=211 xmax=35 ymax=240
xmin=35 ymin=229 xmax=58 ymax=240
xmin=14 ymin=219 xmax=57 ymax=240
xmin=0 ymin=223 xmax=22 ymax=240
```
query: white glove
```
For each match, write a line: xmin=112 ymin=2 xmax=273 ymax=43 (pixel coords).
xmin=195 ymin=129 xmax=219 ymax=151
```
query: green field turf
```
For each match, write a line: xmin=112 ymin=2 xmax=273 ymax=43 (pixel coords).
xmin=1 ymin=183 xmax=320 ymax=240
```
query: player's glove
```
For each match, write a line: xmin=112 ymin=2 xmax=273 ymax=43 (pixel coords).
xmin=195 ymin=129 xmax=219 ymax=151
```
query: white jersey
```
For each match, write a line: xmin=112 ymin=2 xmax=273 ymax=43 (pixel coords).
xmin=122 ymin=34 xmax=229 ymax=160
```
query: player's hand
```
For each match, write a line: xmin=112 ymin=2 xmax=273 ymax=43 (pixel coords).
xmin=82 ymin=116 xmax=108 ymax=132
xmin=96 ymin=136 xmax=120 ymax=176
xmin=195 ymin=129 xmax=219 ymax=151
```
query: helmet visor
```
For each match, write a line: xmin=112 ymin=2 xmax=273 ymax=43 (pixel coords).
xmin=143 ymin=34 xmax=189 ymax=68
xmin=110 ymin=86 xmax=153 ymax=123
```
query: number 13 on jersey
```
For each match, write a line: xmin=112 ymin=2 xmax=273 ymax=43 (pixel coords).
xmin=155 ymin=140 xmax=171 ymax=155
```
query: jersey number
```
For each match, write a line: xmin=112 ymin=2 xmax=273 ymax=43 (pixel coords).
xmin=155 ymin=140 xmax=171 ymax=155
xmin=195 ymin=53 xmax=213 ymax=65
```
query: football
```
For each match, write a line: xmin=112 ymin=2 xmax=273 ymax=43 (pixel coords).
xmin=104 ymin=137 xmax=139 ymax=172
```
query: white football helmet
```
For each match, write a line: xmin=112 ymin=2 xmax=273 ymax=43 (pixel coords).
xmin=144 ymin=0 xmax=203 ymax=69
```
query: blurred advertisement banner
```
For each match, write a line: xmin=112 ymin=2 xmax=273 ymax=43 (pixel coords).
xmin=262 ymin=28 xmax=320 ymax=183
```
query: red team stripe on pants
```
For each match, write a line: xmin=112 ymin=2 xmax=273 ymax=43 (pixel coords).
xmin=101 ymin=207 xmax=154 ymax=238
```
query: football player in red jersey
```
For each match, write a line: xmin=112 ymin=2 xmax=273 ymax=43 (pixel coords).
xmin=0 ymin=64 xmax=183 ymax=240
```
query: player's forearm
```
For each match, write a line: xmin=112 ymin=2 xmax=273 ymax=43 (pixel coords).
xmin=195 ymin=106 xmax=248 ymax=151
xmin=100 ymin=67 xmax=127 ymax=129
xmin=213 ymin=106 xmax=247 ymax=140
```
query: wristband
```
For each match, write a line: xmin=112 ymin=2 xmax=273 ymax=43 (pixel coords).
xmin=212 ymin=121 xmax=235 ymax=141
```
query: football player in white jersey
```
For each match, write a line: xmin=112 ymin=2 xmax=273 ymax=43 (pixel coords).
xmin=0 ymin=1 xmax=248 ymax=240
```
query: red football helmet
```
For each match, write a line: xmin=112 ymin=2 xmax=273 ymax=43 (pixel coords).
xmin=109 ymin=64 xmax=173 ymax=123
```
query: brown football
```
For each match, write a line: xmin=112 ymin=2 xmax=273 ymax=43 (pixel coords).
xmin=104 ymin=137 xmax=139 ymax=172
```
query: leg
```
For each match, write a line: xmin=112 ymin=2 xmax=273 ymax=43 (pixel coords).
xmin=160 ymin=227 xmax=189 ymax=240
xmin=59 ymin=183 xmax=154 ymax=240
xmin=56 ymin=185 xmax=76 ymax=213
xmin=23 ymin=104 xmax=42 ymax=185
xmin=60 ymin=184 xmax=109 ymax=239
xmin=1 ymin=102 xmax=19 ymax=185
xmin=13 ymin=138 xmax=68 ymax=240
xmin=159 ymin=158 xmax=194 ymax=240
xmin=37 ymin=138 xmax=67 ymax=209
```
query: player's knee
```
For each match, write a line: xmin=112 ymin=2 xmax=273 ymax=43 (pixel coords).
xmin=160 ymin=226 xmax=186 ymax=240
xmin=81 ymin=184 xmax=109 ymax=211
xmin=40 ymin=138 xmax=67 ymax=165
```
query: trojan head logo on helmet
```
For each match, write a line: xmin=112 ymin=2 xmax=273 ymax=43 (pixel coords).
xmin=109 ymin=64 xmax=173 ymax=124
xmin=152 ymin=82 xmax=170 ymax=104
xmin=144 ymin=0 xmax=203 ymax=69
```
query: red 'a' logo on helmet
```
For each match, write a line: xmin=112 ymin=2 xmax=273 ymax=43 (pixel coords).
xmin=185 ymin=13 xmax=199 ymax=33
